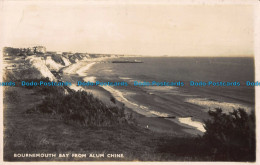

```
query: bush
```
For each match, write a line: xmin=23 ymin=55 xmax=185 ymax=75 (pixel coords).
xmin=156 ymin=108 xmax=256 ymax=161
xmin=3 ymin=70 xmax=16 ymax=82
xmin=203 ymin=108 xmax=255 ymax=161
xmin=110 ymin=96 xmax=116 ymax=104
xmin=4 ymin=90 xmax=20 ymax=104
xmin=3 ymin=69 xmax=43 ymax=82
xmin=29 ymin=89 xmax=127 ymax=127
xmin=51 ymin=54 xmax=65 ymax=65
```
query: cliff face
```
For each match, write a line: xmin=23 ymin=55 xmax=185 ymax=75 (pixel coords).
xmin=3 ymin=47 xmax=92 ymax=81
xmin=24 ymin=53 xmax=89 ymax=80
xmin=45 ymin=56 xmax=64 ymax=71
xmin=25 ymin=56 xmax=56 ymax=81
xmin=61 ymin=57 xmax=71 ymax=66
xmin=47 ymin=53 xmax=90 ymax=67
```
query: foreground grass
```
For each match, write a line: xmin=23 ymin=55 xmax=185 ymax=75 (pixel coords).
xmin=3 ymin=86 xmax=203 ymax=161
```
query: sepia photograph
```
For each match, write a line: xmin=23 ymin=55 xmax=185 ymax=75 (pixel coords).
xmin=0 ymin=0 xmax=259 ymax=163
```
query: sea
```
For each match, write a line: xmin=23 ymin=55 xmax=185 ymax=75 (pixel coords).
xmin=83 ymin=57 xmax=255 ymax=133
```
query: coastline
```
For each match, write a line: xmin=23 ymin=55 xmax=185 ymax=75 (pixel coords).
xmin=60 ymin=58 xmax=202 ymax=136
xmin=7 ymin=55 xmax=250 ymax=136
xmin=3 ymin=54 xmax=256 ymax=161
xmin=56 ymin=56 xmax=253 ymax=136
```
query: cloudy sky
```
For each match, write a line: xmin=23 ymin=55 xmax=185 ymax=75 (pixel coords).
xmin=1 ymin=1 xmax=254 ymax=56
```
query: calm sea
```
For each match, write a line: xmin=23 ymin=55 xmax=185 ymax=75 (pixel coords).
xmin=85 ymin=57 xmax=255 ymax=132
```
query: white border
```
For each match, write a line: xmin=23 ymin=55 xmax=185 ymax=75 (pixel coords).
xmin=0 ymin=0 xmax=259 ymax=165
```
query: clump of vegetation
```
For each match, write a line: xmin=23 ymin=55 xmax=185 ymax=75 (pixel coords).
xmin=68 ymin=55 xmax=79 ymax=63
xmin=4 ymin=68 xmax=43 ymax=81
xmin=110 ymin=96 xmax=116 ymax=104
xmin=3 ymin=70 xmax=16 ymax=82
xmin=28 ymin=87 xmax=127 ymax=127
xmin=51 ymin=54 xmax=65 ymax=65
xmin=202 ymin=108 xmax=255 ymax=161
xmin=157 ymin=108 xmax=255 ymax=161
xmin=4 ymin=90 xmax=20 ymax=104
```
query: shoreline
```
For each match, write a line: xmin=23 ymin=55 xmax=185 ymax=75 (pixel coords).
xmin=58 ymin=56 xmax=254 ymax=136
xmin=60 ymin=58 xmax=202 ymax=136
xmin=3 ymin=54 xmax=255 ymax=161
xmin=7 ymin=55 xmax=250 ymax=136
xmin=100 ymin=84 xmax=204 ymax=135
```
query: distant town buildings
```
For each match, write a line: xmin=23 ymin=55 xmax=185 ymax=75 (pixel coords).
xmin=3 ymin=46 xmax=124 ymax=60
xmin=3 ymin=46 xmax=46 ymax=56
xmin=34 ymin=46 xmax=46 ymax=54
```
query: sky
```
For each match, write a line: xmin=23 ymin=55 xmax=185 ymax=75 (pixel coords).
xmin=0 ymin=1 xmax=255 ymax=56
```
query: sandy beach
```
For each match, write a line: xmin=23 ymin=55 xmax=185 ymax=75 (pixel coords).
xmin=60 ymin=59 xmax=203 ymax=136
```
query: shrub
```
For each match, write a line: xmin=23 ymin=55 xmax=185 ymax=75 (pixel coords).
xmin=4 ymin=90 xmax=20 ymax=104
xmin=51 ymin=54 xmax=65 ymax=65
xmin=156 ymin=108 xmax=256 ymax=161
xmin=110 ymin=96 xmax=116 ymax=104
xmin=203 ymin=108 xmax=255 ymax=161
xmin=3 ymin=69 xmax=43 ymax=82
xmin=29 ymin=89 xmax=127 ymax=127
xmin=3 ymin=70 xmax=16 ymax=82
